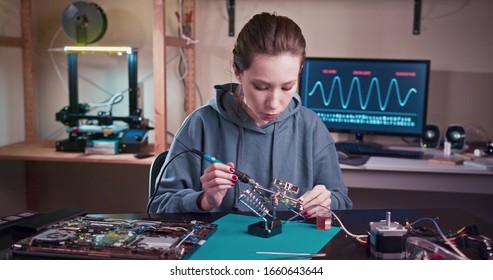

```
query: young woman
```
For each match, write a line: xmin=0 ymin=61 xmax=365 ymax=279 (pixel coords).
xmin=149 ymin=12 xmax=352 ymax=217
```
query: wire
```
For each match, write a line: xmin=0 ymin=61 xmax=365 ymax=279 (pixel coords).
xmin=289 ymin=204 xmax=469 ymax=254
xmin=196 ymin=82 xmax=204 ymax=106
xmin=422 ymin=0 xmax=470 ymax=20
xmin=178 ymin=0 xmax=184 ymax=38
xmin=177 ymin=49 xmax=205 ymax=107
xmin=409 ymin=217 xmax=469 ymax=259
xmin=175 ymin=228 xmax=195 ymax=248
xmin=146 ymin=149 xmax=196 ymax=214
xmin=87 ymin=91 xmax=124 ymax=112
xmin=46 ymin=46 xmax=125 ymax=100
xmin=177 ymin=0 xmax=188 ymax=82
xmin=178 ymin=48 xmax=188 ymax=80
xmin=400 ymin=136 xmax=420 ymax=146
xmin=293 ymin=204 xmax=367 ymax=240
xmin=176 ymin=0 xmax=199 ymax=83
xmin=355 ymin=235 xmax=368 ymax=246
xmin=173 ymin=0 xmax=204 ymax=109
xmin=43 ymin=124 xmax=67 ymax=140
xmin=49 ymin=27 xmax=69 ymax=93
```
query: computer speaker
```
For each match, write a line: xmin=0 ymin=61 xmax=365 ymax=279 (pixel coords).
xmin=421 ymin=124 xmax=440 ymax=149
xmin=445 ymin=125 xmax=466 ymax=150
xmin=486 ymin=141 xmax=493 ymax=156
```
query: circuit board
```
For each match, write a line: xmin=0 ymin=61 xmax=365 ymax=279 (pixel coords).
xmin=11 ymin=216 xmax=217 ymax=260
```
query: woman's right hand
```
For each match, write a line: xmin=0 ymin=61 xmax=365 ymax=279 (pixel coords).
xmin=199 ymin=162 xmax=238 ymax=211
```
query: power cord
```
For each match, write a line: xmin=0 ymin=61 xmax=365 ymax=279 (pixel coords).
xmin=146 ymin=149 xmax=196 ymax=214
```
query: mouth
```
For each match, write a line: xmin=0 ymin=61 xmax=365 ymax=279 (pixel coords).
xmin=263 ymin=113 xmax=279 ymax=120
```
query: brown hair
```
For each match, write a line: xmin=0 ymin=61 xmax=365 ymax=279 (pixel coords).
xmin=233 ymin=12 xmax=306 ymax=73
xmin=232 ymin=12 xmax=306 ymax=106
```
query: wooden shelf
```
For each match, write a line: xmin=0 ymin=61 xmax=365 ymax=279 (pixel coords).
xmin=0 ymin=36 xmax=24 ymax=47
xmin=0 ymin=141 xmax=154 ymax=165
xmin=152 ymin=0 xmax=196 ymax=153
xmin=1 ymin=0 xmax=196 ymax=162
xmin=0 ymin=0 xmax=36 ymax=142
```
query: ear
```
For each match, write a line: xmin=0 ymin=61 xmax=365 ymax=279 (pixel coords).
xmin=232 ymin=62 xmax=242 ymax=83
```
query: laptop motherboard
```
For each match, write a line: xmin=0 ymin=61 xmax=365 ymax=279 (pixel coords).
xmin=11 ymin=216 xmax=217 ymax=260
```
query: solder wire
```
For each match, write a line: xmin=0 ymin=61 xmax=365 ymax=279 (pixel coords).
xmin=292 ymin=204 xmax=367 ymax=240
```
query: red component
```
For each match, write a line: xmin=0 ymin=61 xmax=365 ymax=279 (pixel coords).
xmin=428 ymin=253 xmax=445 ymax=260
xmin=316 ymin=215 xmax=332 ymax=230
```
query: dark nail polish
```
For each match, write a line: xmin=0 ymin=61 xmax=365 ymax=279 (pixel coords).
xmin=232 ymin=175 xmax=238 ymax=181
xmin=230 ymin=168 xmax=235 ymax=173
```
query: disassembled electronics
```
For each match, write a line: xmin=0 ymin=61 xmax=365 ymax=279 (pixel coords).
xmin=406 ymin=236 xmax=463 ymax=260
xmin=11 ymin=216 xmax=217 ymax=260
xmin=369 ymin=211 xmax=407 ymax=259
xmin=238 ymin=178 xmax=303 ymax=238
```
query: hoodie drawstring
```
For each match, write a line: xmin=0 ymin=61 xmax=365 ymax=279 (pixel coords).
xmin=270 ymin=123 xmax=278 ymax=190
xmin=233 ymin=126 xmax=245 ymax=211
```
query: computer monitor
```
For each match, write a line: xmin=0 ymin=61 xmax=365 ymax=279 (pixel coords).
xmin=299 ymin=57 xmax=430 ymax=141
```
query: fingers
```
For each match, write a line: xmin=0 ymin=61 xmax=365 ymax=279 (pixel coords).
xmin=300 ymin=185 xmax=326 ymax=205
xmin=201 ymin=163 xmax=237 ymax=184
xmin=199 ymin=162 xmax=238 ymax=210
xmin=301 ymin=185 xmax=331 ymax=218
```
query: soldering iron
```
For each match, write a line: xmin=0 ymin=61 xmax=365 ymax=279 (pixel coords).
xmin=190 ymin=149 xmax=253 ymax=184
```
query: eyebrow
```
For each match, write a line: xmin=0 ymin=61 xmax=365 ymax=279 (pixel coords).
xmin=251 ymin=79 xmax=297 ymax=86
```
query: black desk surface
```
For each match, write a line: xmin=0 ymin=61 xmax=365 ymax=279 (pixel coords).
xmin=1 ymin=208 xmax=492 ymax=260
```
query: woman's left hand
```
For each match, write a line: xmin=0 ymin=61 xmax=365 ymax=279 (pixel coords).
xmin=300 ymin=185 xmax=331 ymax=218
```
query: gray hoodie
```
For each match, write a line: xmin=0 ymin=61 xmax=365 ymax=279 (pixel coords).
xmin=149 ymin=83 xmax=352 ymax=213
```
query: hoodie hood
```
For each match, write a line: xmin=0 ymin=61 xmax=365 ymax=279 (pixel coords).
xmin=209 ymin=83 xmax=302 ymax=132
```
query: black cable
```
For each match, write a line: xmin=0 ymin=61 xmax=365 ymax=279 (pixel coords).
xmin=146 ymin=149 xmax=199 ymax=214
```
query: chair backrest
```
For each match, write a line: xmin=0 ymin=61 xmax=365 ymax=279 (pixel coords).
xmin=149 ymin=151 xmax=169 ymax=200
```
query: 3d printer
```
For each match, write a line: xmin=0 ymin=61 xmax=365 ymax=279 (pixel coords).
xmin=55 ymin=1 xmax=149 ymax=154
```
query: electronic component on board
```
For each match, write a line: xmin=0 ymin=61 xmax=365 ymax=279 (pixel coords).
xmin=11 ymin=216 xmax=217 ymax=260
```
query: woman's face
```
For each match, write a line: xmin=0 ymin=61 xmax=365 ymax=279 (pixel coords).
xmin=235 ymin=53 xmax=302 ymax=126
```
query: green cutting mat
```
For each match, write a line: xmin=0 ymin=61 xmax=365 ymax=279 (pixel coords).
xmin=189 ymin=214 xmax=340 ymax=260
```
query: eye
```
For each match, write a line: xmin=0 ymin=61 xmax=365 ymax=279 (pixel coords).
xmin=282 ymin=83 xmax=297 ymax=91
xmin=253 ymin=84 xmax=268 ymax=91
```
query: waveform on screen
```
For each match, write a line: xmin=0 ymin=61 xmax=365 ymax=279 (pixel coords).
xmin=307 ymin=76 xmax=417 ymax=111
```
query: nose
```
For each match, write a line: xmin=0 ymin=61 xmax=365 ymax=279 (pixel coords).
xmin=265 ymin=89 xmax=281 ymax=110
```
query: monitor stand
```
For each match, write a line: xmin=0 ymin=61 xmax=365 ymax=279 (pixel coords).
xmin=355 ymin=132 xmax=364 ymax=142
xmin=340 ymin=133 xmax=384 ymax=149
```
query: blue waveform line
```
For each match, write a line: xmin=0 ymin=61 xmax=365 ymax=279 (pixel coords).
xmin=307 ymin=76 xmax=418 ymax=111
